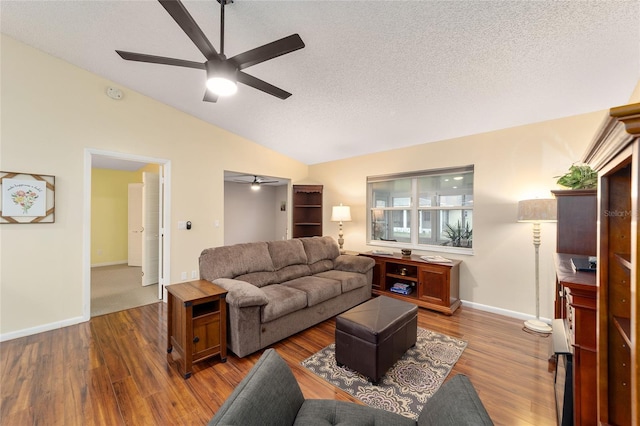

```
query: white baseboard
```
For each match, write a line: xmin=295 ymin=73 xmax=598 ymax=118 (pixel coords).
xmin=461 ymin=300 xmax=552 ymax=324
xmin=91 ymin=260 xmax=128 ymax=268
xmin=0 ymin=315 xmax=86 ymax=342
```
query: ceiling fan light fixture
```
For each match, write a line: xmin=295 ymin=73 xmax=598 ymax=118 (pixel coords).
xmin=251 ymin=182 xmax=261 ymax=191
xmin=206 ymin=61 xmax=238 ymax=97
xmin=207 ymin=76 xmax=237 ymax=96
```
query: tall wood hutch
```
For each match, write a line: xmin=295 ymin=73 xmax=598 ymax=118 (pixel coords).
xmin=583 ymin=102 xmax=639 ymax=426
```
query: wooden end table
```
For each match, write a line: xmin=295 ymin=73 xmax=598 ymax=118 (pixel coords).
xmin=166 ymin=280 xmax=227 ymax=378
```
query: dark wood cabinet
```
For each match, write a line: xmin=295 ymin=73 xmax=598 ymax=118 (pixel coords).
xmin=166 ymin=280 xmax=227 ymax=379
xmin=552 ymin=189 xmax=597 ymax=256
xmin=360 ymin=252 xmax=460 ymax=315
xmin=292 ymin=185 xmax=323 ymax=238
xmin=583 ymin=102 xmax=639 ymax=426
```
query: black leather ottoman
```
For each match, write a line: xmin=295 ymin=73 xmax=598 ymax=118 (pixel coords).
xmin=335 ymin=296 xmax=418 ymax=385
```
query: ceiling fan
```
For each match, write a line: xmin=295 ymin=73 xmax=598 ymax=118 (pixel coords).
xmin=116 ymin=0 xmax=305 ymax=102
xmin=233 ymin=175 xmax=280 ymax=190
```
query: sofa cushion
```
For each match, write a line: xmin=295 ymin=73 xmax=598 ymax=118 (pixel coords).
xmin=314 ymin=270 xmax=368 ymax=293
xmin=208 ymin=349 xmax=305 ymax=426
xmin=261 ymin=285 xmax=308 ymax=323
xmin=308 ymin=259 xmax=335 ymax=275
xmin=200 ymin=242 xmax=274 ymax=280
xmin=277 ymin=264 xmax=312 ymax=283
xmin=268 ymin=239 xmax=308 ymax=269
xmin=301 ymin=236 xmax=340 ymax=264
xmin=295 ymin=399 xmax=415 ymax=426
xmin=282 ymin=276 xmax=342 ymax=307
xmin=235 ymin=271 xmax=278 ymax=288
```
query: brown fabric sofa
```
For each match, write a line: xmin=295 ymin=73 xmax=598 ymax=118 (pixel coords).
xmin=199 ymin=236 xmax=375 ymax=357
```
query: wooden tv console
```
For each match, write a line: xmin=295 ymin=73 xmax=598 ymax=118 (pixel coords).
xmin=360 ymin=252 xmax=461 ymax=315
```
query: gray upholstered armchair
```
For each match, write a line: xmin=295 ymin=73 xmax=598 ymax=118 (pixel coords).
xmin=209 ymin=348 xmax=493 ymax=426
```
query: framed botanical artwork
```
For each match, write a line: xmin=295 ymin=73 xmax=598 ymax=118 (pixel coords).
xmin=0 ymin=171 xmax=55 ymax=223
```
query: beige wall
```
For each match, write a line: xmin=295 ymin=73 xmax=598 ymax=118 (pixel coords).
xmin=0 ymin=35 xmax=308 ymax=338
xmin=311 ymin=112 xmax=607 ymax=318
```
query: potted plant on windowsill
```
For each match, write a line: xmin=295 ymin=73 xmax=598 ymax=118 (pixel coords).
xmin=442 ymin=221 xmax=472 ymax=248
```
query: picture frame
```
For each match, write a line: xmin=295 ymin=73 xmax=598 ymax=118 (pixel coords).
xmin=1 ymin=171 xmax=55 ymax=223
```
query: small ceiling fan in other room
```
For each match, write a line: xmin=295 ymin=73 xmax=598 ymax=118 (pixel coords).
xmin=233 ymin=175 xmax=280 ymax=190
xmin=116 ymin=0 xmax=305 ymax=102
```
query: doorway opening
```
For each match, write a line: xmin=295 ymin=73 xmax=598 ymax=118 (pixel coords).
xmin=84 ymin=149 xmax=171 ymax=320
xmin=223 ymin=171 xmax=290 ymax=245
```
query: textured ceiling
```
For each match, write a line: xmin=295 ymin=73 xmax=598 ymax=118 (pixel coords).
xmin=2 ymin=1 xmax=639 ymax=165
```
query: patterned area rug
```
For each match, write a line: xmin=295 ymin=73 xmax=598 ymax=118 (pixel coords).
xmin=301 ymin=328 xmax=467 ymax=420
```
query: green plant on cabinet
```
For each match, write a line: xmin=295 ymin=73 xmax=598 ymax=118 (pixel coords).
xmin=555 ymin=164 xmax=597 ymax=189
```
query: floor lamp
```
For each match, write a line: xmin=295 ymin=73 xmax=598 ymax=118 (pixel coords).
xmin=517 ymin=198 xmax=557 ymax=333
xmin=331 ymin=204 xmax=352 ymax=253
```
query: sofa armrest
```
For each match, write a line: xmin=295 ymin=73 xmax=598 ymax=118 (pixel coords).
xmin=334 ymin=255 xmax=375 ymax=274
xmin=417 ymin=374 xmax=493 ymax=426
xmin=212 ymin=278 xmax=269 ymax=308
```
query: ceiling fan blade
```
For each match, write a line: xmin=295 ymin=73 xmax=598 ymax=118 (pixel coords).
xmin=203 ymin=90 xmax=218 ymax=103
xmin=228 ymin=34 xmax=305 ymax=70
xmin=116 ymin=51 xmax=205 ymax=70
xmin=237 ymin=72 xmax=292 ymax=99
xmin=159 ymin=0 xmax=219 ymax=60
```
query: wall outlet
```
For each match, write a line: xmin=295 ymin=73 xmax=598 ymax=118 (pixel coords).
xmin=191 ymin=270 xmax=197 ymax=279
xmin=181 ymin=271 xmax=187 ymax=280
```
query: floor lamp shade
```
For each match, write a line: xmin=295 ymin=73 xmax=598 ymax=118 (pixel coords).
xmin=517 ymin=199 xmax=557 ymax=222
xmin=517 ymin=198 xmax=557 ymax=334
xmin=331 ymin=204 xmax=351 ymax=252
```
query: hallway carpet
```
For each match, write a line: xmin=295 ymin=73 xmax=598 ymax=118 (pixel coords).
xmin=91 ymin=264 xmax=159 ymax=317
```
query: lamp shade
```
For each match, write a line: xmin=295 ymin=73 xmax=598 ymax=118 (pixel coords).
xmin=331 ymin=204 xmax=352 ymax=222
xmin=517 ymin=199 xmax=557 ymax=222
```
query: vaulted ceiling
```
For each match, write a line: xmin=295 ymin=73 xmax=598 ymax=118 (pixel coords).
xmin=2 ymin=1 xmax=639 ymax=165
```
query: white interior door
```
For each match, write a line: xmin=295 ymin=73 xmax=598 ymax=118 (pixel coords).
xmin=127 ymin=183 xmax=143 ymax=267
xmin=142 ymin=172 xmax=160 ymax=286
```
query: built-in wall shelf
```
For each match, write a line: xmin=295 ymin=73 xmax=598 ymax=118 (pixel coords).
xmin=292 ymin=185 xmax=323 ymax=238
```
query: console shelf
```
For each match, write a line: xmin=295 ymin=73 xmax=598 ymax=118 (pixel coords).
xmin=360 ymin=252 xmax=461 ymax=315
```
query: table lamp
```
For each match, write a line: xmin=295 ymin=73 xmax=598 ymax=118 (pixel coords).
xmin=331 ymin=204 xmax=352 ymax=252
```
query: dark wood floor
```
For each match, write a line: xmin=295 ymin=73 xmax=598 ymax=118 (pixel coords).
xmin=0 ymin=302 xmax=557 ymax=425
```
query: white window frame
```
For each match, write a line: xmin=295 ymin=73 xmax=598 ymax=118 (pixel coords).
xmin=367 ymin=165 xmax=474 ymax=255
